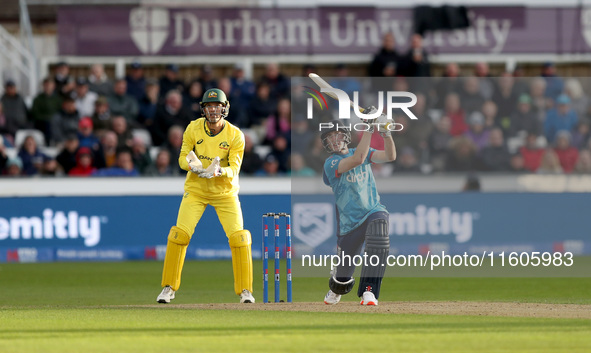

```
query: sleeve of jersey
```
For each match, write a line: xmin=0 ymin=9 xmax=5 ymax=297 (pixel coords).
xmin=178 ymin=124 xmax=195 ymax=171
xmin=323 ymin=156 xmax=340 ymax=184
xmin=221 ymin=130 xmax=245 ymax=178
xmin=365 ymin=147 xmax=377 ymax=165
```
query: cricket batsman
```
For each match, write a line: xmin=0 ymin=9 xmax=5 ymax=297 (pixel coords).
xmin=321 ymin=114 xmax=396 ymax=306
xmin=157 ymin=88 xmax=255 ymax=304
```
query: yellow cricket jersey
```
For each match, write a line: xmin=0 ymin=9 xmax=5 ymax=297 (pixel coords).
xmin=179 ymin=118 xmax=245 ymax=199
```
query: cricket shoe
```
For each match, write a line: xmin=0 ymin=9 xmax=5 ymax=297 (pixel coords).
xmin=324 ymin=290 xmax=341 ymax=305
xmin=240 ymin=289 xmax=255 ymax=303
xmin=157 ymin=286 xmax=175 ymax=303
xmin=360 ymin=291 xmax=378 ymax=306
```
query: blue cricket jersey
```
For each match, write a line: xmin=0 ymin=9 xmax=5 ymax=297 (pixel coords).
xmin=323 ymin=148 xmax=387 ymax=235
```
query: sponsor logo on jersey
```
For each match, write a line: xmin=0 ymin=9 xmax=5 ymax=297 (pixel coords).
xmin=196 ymin=139 xmax=203 ymax=144
xmin=198 ymin=154 xmax=225 ymax=162
xmin=345 ymin=169 xmax=369 ymax=183
xmin=219 ymin=141 xmax=230 ymax=150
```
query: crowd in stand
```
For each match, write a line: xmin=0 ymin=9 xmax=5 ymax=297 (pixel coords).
xmin=0 ymin=61 xmax=291 ymax=177
xmin=1 ymin=32 xmax=590 ymax=177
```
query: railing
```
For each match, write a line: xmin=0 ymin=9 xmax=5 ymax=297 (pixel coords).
xmin=0 ymin=0 xmax=38 ymax=98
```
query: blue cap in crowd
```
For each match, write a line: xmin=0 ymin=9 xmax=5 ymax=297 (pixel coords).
xmin=556 ymin=94 xmax=571 ymax=105
xmin=166 ymin=63 xmax=179 ymax=72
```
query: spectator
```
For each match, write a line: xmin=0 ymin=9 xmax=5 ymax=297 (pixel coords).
xmin=301 ymin=64 xmax=316 ymax=77
xmin=529 ymin=77 xmax=549 ymax=122
xmin=1 ymin=80 xmax=28 ymax=134
xmin=240 ymin=131 xmax=263 ymax=175
xmin=474 ymin=62 xmax=495 ymax=100
xmin=395 ymin=147 xmax=421 ymax=173
xmin=399 ymin=34 xmax=430 ymax=77
xmin=544 ymin=94 xmax=578 ymax=143
xmin=509 ymin=153 xmax=527 ymax=173
xmin=138 ymin=80 xmax=160 ymax=129
xmin=108 ymin=79 xmax=139 ymax=125
xmin=464 ymin=111 xmax=490 ymax=152
xmin=289 ymin=152 xmax=315 ymax=176
xmin=553 ymin=130 xmax=579 ymax=173
xmin=68 ymin=147 xmax=96 ymax=177
xmin=145 ymin=149 xmax=178 ymax=176
xmin=159 ymin=63 xmax=184 ymax=98
xmin=51 ymin=97 xmax=80 ymax=146
xmin=462 ymin=174 xmax=481 ymax=192
xmin=481 ymin=100 xmax=499 ymax=130
xmin=198 ymin=64 xmax=217 ymax=92
xmin=304 ymin=135 xmax=330 ymax=173
xmin=541 ymin=62 xmax=564 ymax=100
xmin=511 ymin=65 xmax=529 ymax=97
xmin=460 ymin=77 xmax=485 ymax=116
xmin=125 ymin=61 xmax=146 ymax=102
xmin=18 ymin=135 xmax=50 ymax=176
xmin=3 ymin=156 xmax=23 ymax=177
xmin=571 ymin=121 xmax=590 ymax=150
xmin=248 ymin=82 xmax=276 ymax=132
xmin=77 ymin=116 xmax=100 ymax=151
xmin=368 ymin=33 xmax=400 ymax=77
xmin=56 ymin=134 xmax=80 ymax=174
xmin=270 ymin=134 xmax=290 ymax=173
xmin=445 ymin=136 xmax=485 ymax=172
xmin=481 ymin=128 xmax=511 ymax=171
xmin=53 ymin=61 xmax=74 ymax=98
xmin=564 ymin=78 xmax=589 ymax=120
xmin=519 ymin=133 xmax=545 ymax=172
xmin=31 ymin=78 xmax=62 ymax=144
xmin=151 ymin=90 xmax=192 ymax=146
xmin=435 ymin=63 xmax=462 ymax=109
xmin=91 ymin=97 xmax=111 ymax=132
xmin=88 ymin=64 xmax=113 ymax=97
xmin=574 ymin=149 xmax=591 ymax=173
xmin=73 ymin=76 xmax=98 ymax=118
xmin=255 ymin=153 xmax=282 ymax=177
xmin=260 ymin=63 xmax=289 ymax=100
xmin=111 ymin=115 xmax=133 ymax=148
xmin=92 ymin=147 xmax=139 ymax=177
xmin=0 ymin=102 xmax=17 ymax=146
xmin=329 ymin=64 xmax=362 ymax=97
xmin=492 ymin=73 xmax=518 ymax=127
xmin=131 ymin=136 xmax=152 ymax=175
xmin=164 ymin=125 xmax=184 ymax=174
xmin=537 ymin=149 xmax=563 ymax=174
xmin=0 ymin=136 xmax=7 ymax=171
xmin=264 ymin=98 xmax=291 ymax=145
xmin=443 ymin=93 xmax=467 ymax=136
xmin=183 ymin=80 xmax=203 ymax=120
xmin=508 ymin=94 xmax=541 ymax=138
xmin=229 ymin=63 xmax=255 ymax=128
xmin=428 ymin=116 xmax=453 ymax=171
xmin=100 ymin=131 xmax=119 ymax=168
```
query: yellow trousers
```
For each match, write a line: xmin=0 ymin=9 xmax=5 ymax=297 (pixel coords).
xmin=161 ymin=192 xmax=252 ymax=295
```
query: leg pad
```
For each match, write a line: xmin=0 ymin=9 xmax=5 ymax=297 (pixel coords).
xmin=358 ymin=218 xmax=390 ymax=299
xmin=161 ymin=226 xmax=190 ymax=291
xmin=229 ymin=230 xmax=253 ymax=295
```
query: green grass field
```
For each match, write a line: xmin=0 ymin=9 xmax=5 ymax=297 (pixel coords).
xmin=1 ymin=260 xmax=590 ymax=353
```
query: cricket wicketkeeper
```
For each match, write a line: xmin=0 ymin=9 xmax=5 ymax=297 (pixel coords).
xmin=157 ymin=88 xmax=255 ymax=304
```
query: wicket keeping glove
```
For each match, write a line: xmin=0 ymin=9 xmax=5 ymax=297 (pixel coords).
xmin=198 ymin=156 xmax=222 ymax=179
xmin=186 ymin=151 xmax=205 ymax=174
